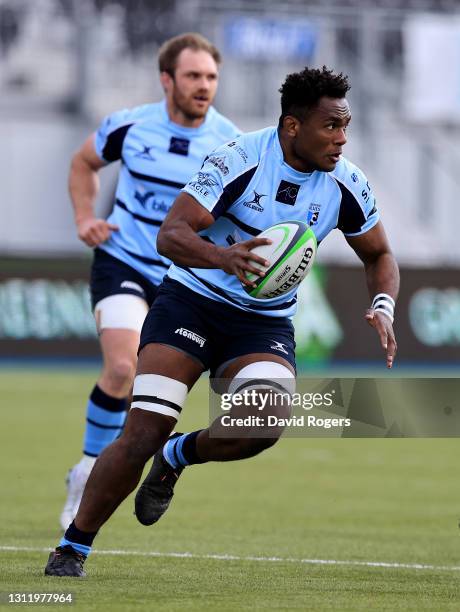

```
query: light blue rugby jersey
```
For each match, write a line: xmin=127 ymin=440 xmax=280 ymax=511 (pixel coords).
xmin=168 ymin=126 xmax=379 ymax=317
xmin=94 ymin=100 xmax=240 ymax=286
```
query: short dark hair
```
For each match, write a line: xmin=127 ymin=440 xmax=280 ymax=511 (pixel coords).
xmin=158 ymin=32 xmax=221 ymax=76
xmin=278 ymin=66 xmax=350 ymax=126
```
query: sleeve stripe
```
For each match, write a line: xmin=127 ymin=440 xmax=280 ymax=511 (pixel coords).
xmin=334 ymin=178 xmax=367 ymax=234
xmin=101 ymin=123 xmax=134 ymax=161
xmin=211 ymin=165 xmax=258 ymax=219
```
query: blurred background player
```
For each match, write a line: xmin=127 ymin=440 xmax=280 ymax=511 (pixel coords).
xmin=45 ymin=66 xmax=399 ymax=577
xmin=60 ymin=32 xmax=240 ymax=530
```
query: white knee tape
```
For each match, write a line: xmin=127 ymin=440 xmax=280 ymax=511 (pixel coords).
xmin=228 ymin=361 xmax=296 ymax=396
xmin=131 ymin=374 xmax=188 ymax=420
xmin=94 ymin=294 xmax=149 ymax=332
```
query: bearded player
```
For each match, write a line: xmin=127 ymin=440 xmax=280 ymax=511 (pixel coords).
xmin=59 ymin=33 xmax=240 ymax=531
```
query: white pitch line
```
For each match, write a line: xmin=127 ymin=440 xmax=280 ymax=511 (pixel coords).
xmin=1 ymin=545 xmax=459 ymax=572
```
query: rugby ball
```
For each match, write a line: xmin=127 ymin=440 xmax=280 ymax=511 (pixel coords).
xmin=244 ymin=221 xmax=316 ymax=299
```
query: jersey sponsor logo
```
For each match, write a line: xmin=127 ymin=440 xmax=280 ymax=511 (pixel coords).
xmin=189 ymin=172 xmax=218 ymax=197
xmin=269 ymin=340 xmax=289 ymax=355
xmin=175 ymin=327 xmax=206 ymax=347
xmin=135 ymin=145 xmax=156 ymax=161
xmin=275 ymin=180 xmax=300 ymax=205
xmin=351 ymin=172 xmax=359 ymax=183
xmin=195 ymin=172 xmax=218 ymax=187
xmin=227 ymin=141 xmax=248 ymax=163
xmin=134 ymin=190 xmax=155 ymax=208
xmin=134 ymin=190 xmax=169 ymax=213
xmin=307 ymin=203 xmax=321 ymax=226
xmin=243 ymin=190 xmax=266 ymax=212
xmin=120 ymin=280 xmax=145 ymax=294
xmin=206 ymin=155 xmax=229 ymax=175
xmin=169 ymin=137 xmax=190 ymax=156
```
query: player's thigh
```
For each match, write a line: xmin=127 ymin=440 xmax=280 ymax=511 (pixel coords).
xmin=136 ymin=278 xmax=211 ymax=388
xmin=223 ymin=353 xmax=295 ymax=417
xmin=95 ymin=293 xmax=149 ymax=369
xmin=137 ymin=343 xmax=204 ymax=389
xmin=130 ymin=280 xmax=208 ymax=433
xmin=94 ymin=293 xmax=149 ymax=335
xmin=125 ymin=343 xmax=204 ymax=445
xmin=220 ymin=352 xmax=295 ymax=380
xmin=221 ymin=353 xmax=295 ymax=417
xmin=214 ymin=354 xmax=295 ymax=441
xmin=99 ymin=328 xmax=140 ymax=371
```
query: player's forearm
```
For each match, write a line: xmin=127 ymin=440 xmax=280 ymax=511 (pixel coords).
xmin=69 ymin=154 xmax=101 ymax=226
xmin=158 ymin=221 xmax=224 ymax=268
xmin=364 ymin=252 xmax=400 ymax=301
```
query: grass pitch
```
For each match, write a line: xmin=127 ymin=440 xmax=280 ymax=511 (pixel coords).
xmin=0 ymin=368 xmax=459 ymax=611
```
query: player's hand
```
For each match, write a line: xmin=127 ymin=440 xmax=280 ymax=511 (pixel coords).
xmin=365 ymin=309 xmax=397 ymax=369
xmin=218 ymin=237 xmax=272 ymax=287
xmin=77 ymin=218 xmax=119 ymax=247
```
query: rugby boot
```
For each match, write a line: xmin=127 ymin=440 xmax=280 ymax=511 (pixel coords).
xmin=44 ymin=545 xmax=87 ymax=577
xmin=135 ymin=446 xmax=184 ymax=526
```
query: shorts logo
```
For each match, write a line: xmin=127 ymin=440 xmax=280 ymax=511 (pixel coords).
xmin=169 ymin=137 xmax=190 ymax=156
xmin=307 ymin=203 xmax=321 ymax=226
xmin=206 ymin=155 xmax=229 ymax=176
xmin=275 ymin=180 xmax=300 ymax=205
xmin=243 ymin=190 xmax=266 ymax=212
xmin=175 ymin=327 xmax=206 ymax=347
xmin=270 ymin=340 xmax=288 ymax=355
xmin=120 ymin=281 xmax=144 ymax=295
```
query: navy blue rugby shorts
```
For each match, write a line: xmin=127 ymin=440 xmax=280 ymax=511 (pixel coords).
xmin=90 ymin=248 xmax=159 ymax=309
xmin=139 ymin=277 xmax=296 ymax=377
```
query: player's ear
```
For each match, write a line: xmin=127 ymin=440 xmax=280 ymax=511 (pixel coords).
xmin=283 ymin=115 xmax=300 ymax=138
xmin=159 ymin=70 xmax=173 ymax=93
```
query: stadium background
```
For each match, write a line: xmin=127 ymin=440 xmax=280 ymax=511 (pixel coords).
xmin=1 ymin=2 xmax=460 ymax=610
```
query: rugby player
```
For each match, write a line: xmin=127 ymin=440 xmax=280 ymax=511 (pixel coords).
xmin=59 ymin=32 xmax=240 ymax=531
xmin=46 ymin=66 xmax=398 ymax=577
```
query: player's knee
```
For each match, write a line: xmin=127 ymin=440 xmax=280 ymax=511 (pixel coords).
xmin=117 ymin=426 xmax=164 ymax=464
xmin=225 ymin=360 xmax=295 ymax=446
xmin=105 ymin=357 xmax=137 ymax=391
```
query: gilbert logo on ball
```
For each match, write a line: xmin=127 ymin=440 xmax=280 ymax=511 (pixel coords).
xmin=244 ymin=221 xmax=317 ymax=299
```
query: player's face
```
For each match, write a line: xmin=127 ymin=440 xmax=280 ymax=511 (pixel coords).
xmin=294 ymin=97 xmax=351 ymax=172
xmin=167 ymin=48 xmax=219 ymax=122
